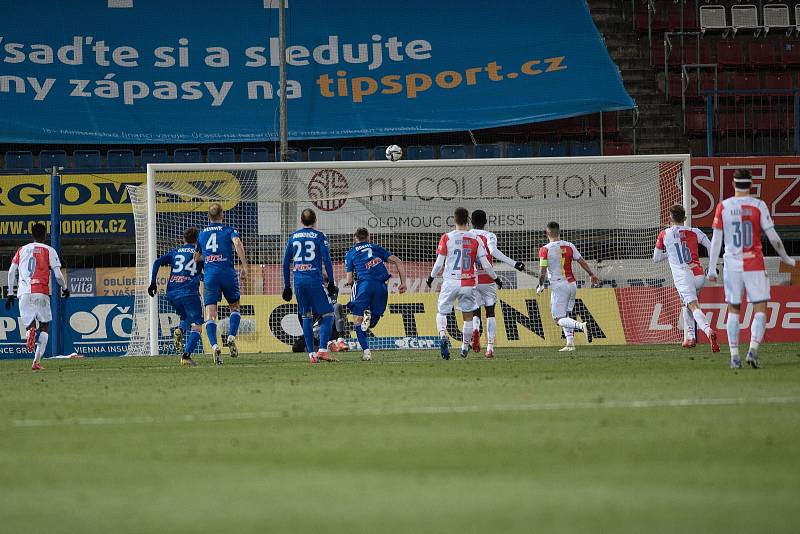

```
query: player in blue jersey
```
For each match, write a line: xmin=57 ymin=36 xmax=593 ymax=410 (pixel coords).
xmin=344 ymin=228 xmax=407 ymax=361
xmin=281 ymin=208 xmax=339 ymax=363
xmin=148 ymin=227 xmax=203 ymax=366
xmin=196 ymin=203 xmax=249 ymax=365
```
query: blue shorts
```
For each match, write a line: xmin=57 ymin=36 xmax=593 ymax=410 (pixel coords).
xmin=203 ymin=273 xmax=240 ymax=307
xmin=169 ymin=294 xmax=204 ymax=326
xmin=348 ymin=280 xmax=388 ymax=317
xmin=295 ymin=281 xmax=333 ymax=317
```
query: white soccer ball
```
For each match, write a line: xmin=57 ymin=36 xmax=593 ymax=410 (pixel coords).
xmin=385 ymin=145 xmax=403 ymax=162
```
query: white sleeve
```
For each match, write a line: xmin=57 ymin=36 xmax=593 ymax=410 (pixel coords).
xmin=429 ymin=255 xmax=446 ymax=278
xmin=760 ymin=200 xmax=775 ymax=232
xmin=53 ymin=267 xmax=66 ymax=289
xmin=48 ymin=246 xmax=62 ymax=269
xmin=653 ymin=248 xmax=666 ymax=263
xmin=478 ymin=255 xmax=498 ymax=279
xmin=487 ymin=233 xmax=517 ymax=268
xmin=7 ymin=263 xmax=18 ymax=294
xmin=571 ymin=244 xmax=582 ymax=261
xmin=695 ymin=228 xmax=712 ymax=252
xmin=708 ymin=228 xmax=723 ymax=275
xmin=765 ymin=227 xmax=796 ymax=266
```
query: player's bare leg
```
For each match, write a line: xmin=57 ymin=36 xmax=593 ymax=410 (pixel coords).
xmin=226 ymin=301 xmax=241 ymax=358
xmin=685 ymin=301 xmax=718 ymax=353
xmin=31 ymin=322 xmax=48 ymax=371
xmin=460 ymin=311 xmax=474 ymax=358
xmin=746 ymin=301 xmax=767 ymax=369
xmin=436 ymin=313 xmax=450 ymax=360
xmin=727 ymin=303 xmax=742 ymax=368
xmin=204 ymin=304 xmax=223 ymax=365
xmin=471 ymin=308 xmax=481 ymax=353
xmin=681 ymin=306 xmax=696 ymax=348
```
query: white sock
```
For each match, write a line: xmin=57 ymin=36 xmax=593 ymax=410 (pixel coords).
xmin=486 ymin=317 xmax=497 ymax=346
xmin=462 ymin=321 xmax=473 ymax=351
xmin=308 ymin=352 xmax=316 ymax=360
xmin=691 ymin=308 xmax=711 ymax=337
xmin=436 ymin=313 xmax=448 ymax=337
xmin=563 ymin=327 xmax=574 ymax=345
xmin=557 ymin=317 xmax=581 ymax=330
xmin=683 ymin=307 xmax=695 ymax=340
xmin=749 ymin=311 xmax=766 ymax=355
xmin=34 ymin=331 xmax=48 ymax=364
xmin=472 ymin=315 xmax=481 ymax=331
xmin=727 ymin=312 xmax=740 ymax=359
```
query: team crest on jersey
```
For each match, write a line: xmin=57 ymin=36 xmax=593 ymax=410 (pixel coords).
xmin=308 ymin=169 xmax=348 ymax=212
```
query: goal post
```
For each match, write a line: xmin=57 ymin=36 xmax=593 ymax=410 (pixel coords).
xmin=130 ymin=154 xmax=691 ymax=357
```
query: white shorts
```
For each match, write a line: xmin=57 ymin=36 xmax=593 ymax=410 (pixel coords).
xmin=437 ymin=280 xmax=478 ymax=315
xmin=474 ymin=283 xmax=497 ymax=308
xmin=550 ymin=280 xmax=577 ymax=320
xmin=19 ymin=293 xmax=52 ymax=326
xmin=674 ymin=272 xmax=705 ymax=306
xmin=723 ymin=269 xmax=770 ymax=305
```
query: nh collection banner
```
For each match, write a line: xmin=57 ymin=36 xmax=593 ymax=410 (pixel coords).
xmin=0 ymin=0 xmax=633 ymax=143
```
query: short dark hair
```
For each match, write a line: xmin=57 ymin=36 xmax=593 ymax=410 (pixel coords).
xmin=31 ymin=222 xmax=46 ymax=242
xmin=183 ymin=226 xmax=199 ymax=244
xmin=733 ymin=168 xmax=752 ymax=191
xmin=454 ymin=207 xmax=469 ymax=226
xmin=471 ymin=209 xmax=487 ymax=229
xmin=354 ymin=228 xmax=369 ymax=241
xmin=209 ymin=203 xmax=224 ymax=221
xmin=546 ymin=221 xmax=560 ymax=235
xmin=669 ymin=204 xmax=686 ymax=223
xmin=301 ymin=208 xmax=317 ymax=226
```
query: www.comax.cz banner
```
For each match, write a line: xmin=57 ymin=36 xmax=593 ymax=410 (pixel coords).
xmin=0 ymin=0 xmax=632 ymax=143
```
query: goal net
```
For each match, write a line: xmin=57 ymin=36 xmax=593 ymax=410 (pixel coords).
xmin=126 ymin=155 xmax=690 ymax=356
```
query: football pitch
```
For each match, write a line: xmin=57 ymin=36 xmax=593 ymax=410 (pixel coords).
xmin=2 ymin=344 xmax=799 ymax=533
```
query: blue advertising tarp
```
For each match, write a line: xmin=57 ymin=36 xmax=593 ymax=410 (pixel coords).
xmin=0 ymin=0 xmax=633 ymax=143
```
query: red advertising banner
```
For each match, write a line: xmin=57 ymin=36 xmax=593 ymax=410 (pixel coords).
xmin=618 ymin=286 xmax=800 ymax=344
xmin=692 ymin=157 xmax=800 ymax=227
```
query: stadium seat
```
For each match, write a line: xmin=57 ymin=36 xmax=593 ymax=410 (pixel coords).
xmin=308 ymin=147 xmax=336 ymax=161
xmin=278 ymin=148 xmax=300 ymax=162
xmin=439 ymin=145 xmax=468 ymax=159
xmin=207 ymin=147 xmax=235 ymax=163
xmin=569 ymin=140 xmax=601 ymax=157
xmin=538 ymin=141 xmax=567 ymax=158
xmin=686 ymin=107 xmax=708 ymax=135
xmin=140 ymin=149 xmax=169 ymax=166
xmin=716 ymin=40 xmax=745 ymax=67
xmin=406 ymin=146 xmax=435 ymax=160
xmin=373 ymin=146 xmax=388 ymax=161
xmin=340 ymin=147 xmax=370 ymax=161
xmin=5 ymin=151 xmax=34 ymax=169
xmin=749 ymin=42 xmax=778 ymax=67
xmin=699 ymin=5 xmax=729 ymax=34
xmin=719 ymin=110 xmax=747 ymax=133
xmin=764 ymin=72 xmax=794 ymax=93
xmin=731 ymin=72 xmax=761 ymax=92
xmin=779 ymin=40 xmax=800 ymax=66
xmin=38 ymin=150 xmax=67 ymax=170
xmin=634 ymin=5 xmax=650 ymax=33
xmin=763 ymin=4 xmax=791 ymax=35
xmin=241 ymin=148 xmax=271 ymax=162
xmin=651 ymin=5 xmax=669 ymax=32
xmin=753 ymin=108 xmax=781 ymax=132
xmin=603 ymin=140 xmax=634 ymax=156
xmin=473 ymin=144 xmax=501 ymax=158
xmin=173 ymin=148 xmax=202 ymax=163
xmin=731 ymin=4 xmax=761 ymax=36
xmin=73 ymin=150 xmax=102 ymax=169
xmin=504 ymin=143 xmax=534 ymax=158
xmin=107 ymin=149 xmax=135 ymax=168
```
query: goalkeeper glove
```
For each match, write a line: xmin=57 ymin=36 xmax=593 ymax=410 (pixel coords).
xmin=426 ymin=276 xmax=434 ymax=288
xmin=514 ymin=261 xmax=525 ymax=272
xmin=61 ymin=288 xmax=70 ymax=299
xmin=282 ymin=287 xmax=293 ymax=302
xmin=5 ymin=294 xmax=15 ymax=310
xmin=327 ymin=280 xmax=338 ymax=297
xmin=147 ymin=283 xmax=157 ymax=297
xmin=494 ymin=277 xmax=503 ymax=289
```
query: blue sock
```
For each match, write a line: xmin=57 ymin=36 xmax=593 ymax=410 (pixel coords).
xmin=355 ymin=324 xmax=369 ymax=350
xmin=319 ymin=314 xmax=334 ymax=351
xmin=302 ymin=316 xmax=315 ymax=353
xmin=205 ymin=321 xmax=218 ymax=347
xmin=178 ymin=320 xmax=189 ymax=332
xmin=185 ymin=331 xmax=200 ymax=354
xmin=229 ymin=312 xmax=241 ymax=337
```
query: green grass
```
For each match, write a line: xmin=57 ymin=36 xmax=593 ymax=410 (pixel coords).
xmin=2 ymin=344 xmax=800 ymax=534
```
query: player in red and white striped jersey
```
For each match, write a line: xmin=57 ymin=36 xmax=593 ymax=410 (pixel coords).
xmin=426 ymin=208 xmax=501 ymax=360
xmin=707 ymin=169 xmax=796 ymax=369
xmin=653 ymin=204 xmax=719 ymax=352
xmin=469 ymin=210 xmax=526 ymax=359
xmin=5 ymin=223 xmax=70 ymax=371
xmin=536 ymin=221 xmax=599 ymax=351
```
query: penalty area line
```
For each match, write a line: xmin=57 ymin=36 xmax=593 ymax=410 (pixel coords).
xmin=11 ymin=396 xmax=800 ymax=428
